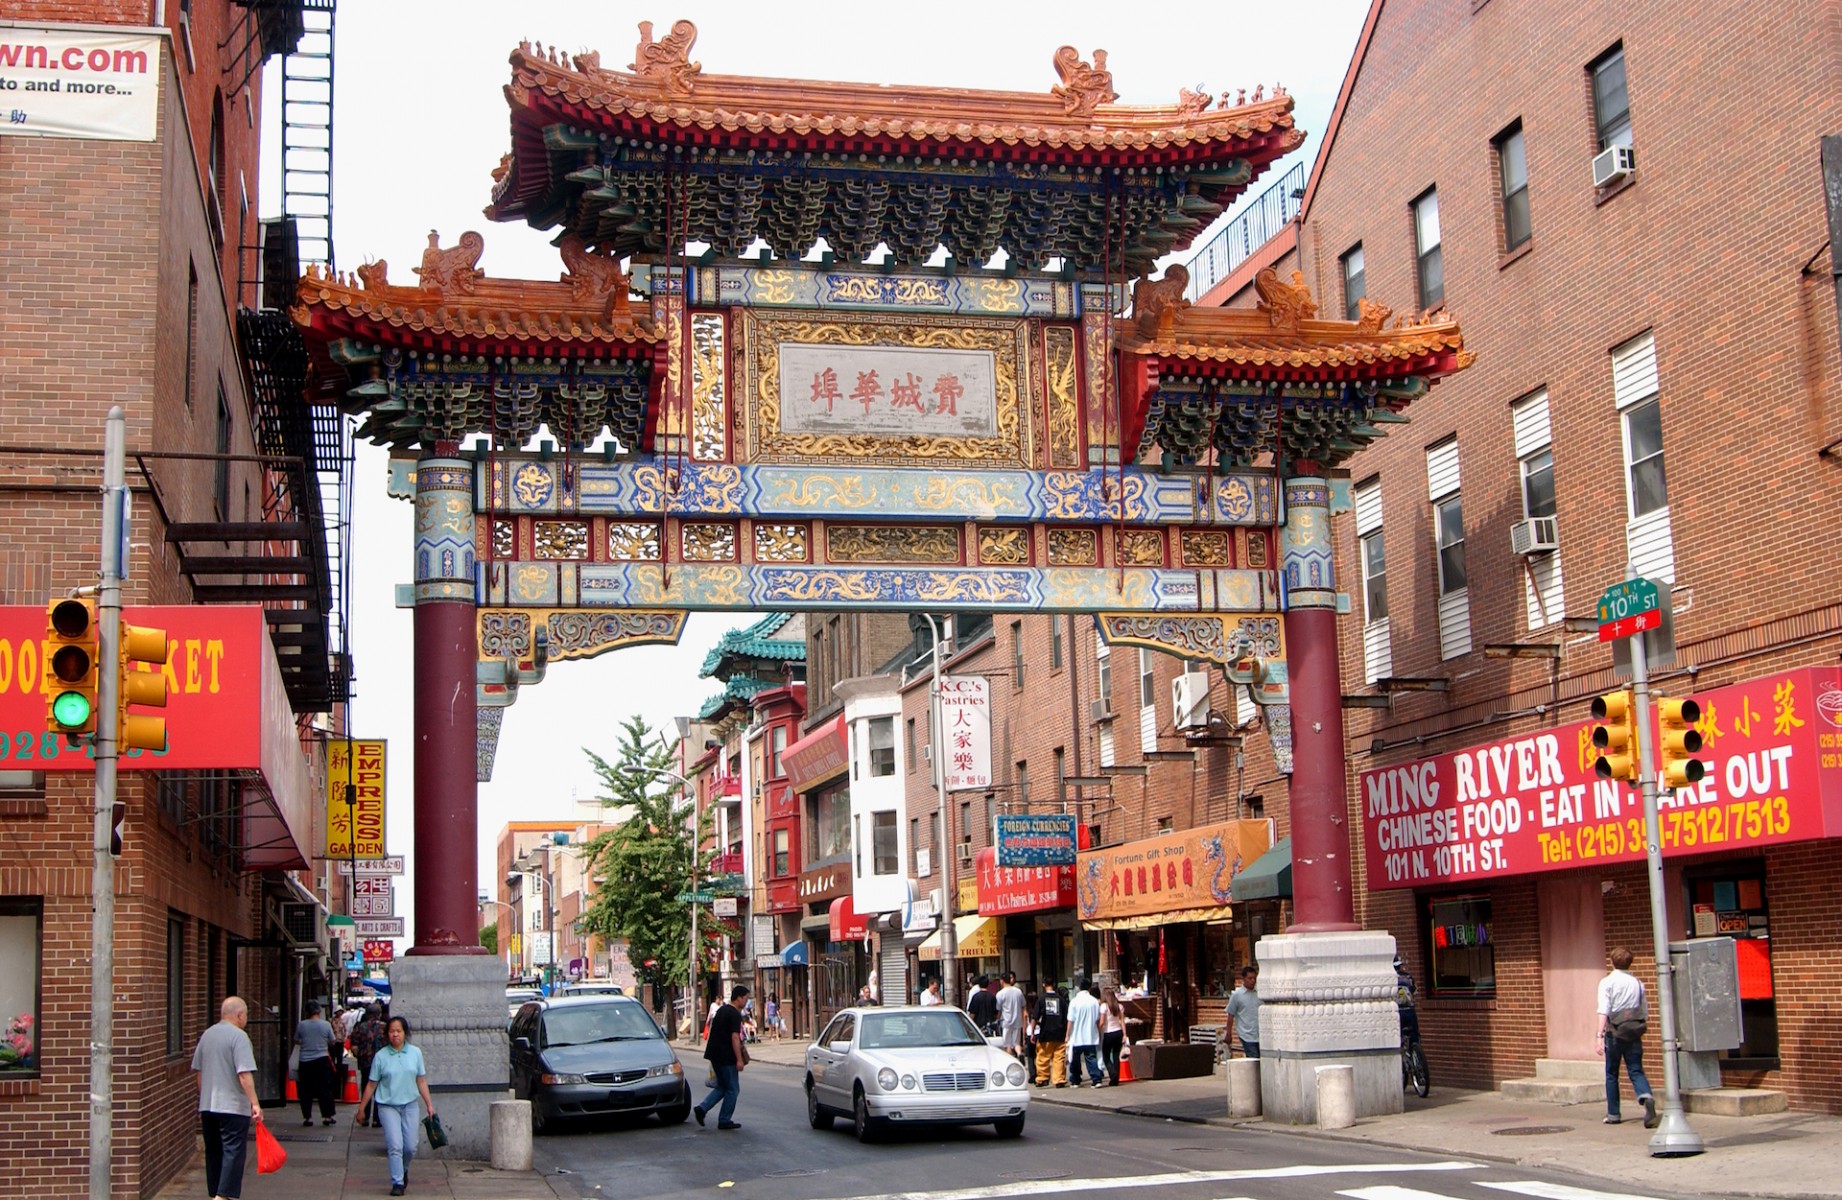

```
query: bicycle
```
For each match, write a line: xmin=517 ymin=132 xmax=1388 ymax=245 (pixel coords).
xmin=1400 ymin=1012 xmax=1429 ymax=1097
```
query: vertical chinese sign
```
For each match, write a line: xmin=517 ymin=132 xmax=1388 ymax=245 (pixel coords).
xmin=324 ymin=739 xmax=387 ymax=860
xmin=939 ymin=675 xmax=991 ymax=791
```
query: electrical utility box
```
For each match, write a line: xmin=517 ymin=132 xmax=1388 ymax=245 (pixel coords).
xmin=1670 ymin=938 xmax=1743 ymax=1053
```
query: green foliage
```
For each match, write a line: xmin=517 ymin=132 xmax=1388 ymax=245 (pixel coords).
xmin=478 ymin=922 xmax=497 ymax=956
xmin=574 ymin=715 xmax=713 ymax=988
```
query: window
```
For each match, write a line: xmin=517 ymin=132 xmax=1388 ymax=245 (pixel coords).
xmin=214 ymin=385 xmax=232 ymax=518
xmin=0 ymin=771 xmax=44 ymax=801
xmin=1015 ymin=761 xmax=1029 ymax=807
xmin=809 ymin=784 xmax=851 ymax=861
xmin=1138 ymin=648 xmax=1156 ymax=708
xmin=1521 ymin=448 xmax=1556 ymax=519
xmin=768 ymin=725 xmax=786 ymax=778
xmin=1096 ymin=635 xmax=1112 ymax=705
xmin=1413 ymin=189 xmax=1443 ymax=309
xmin=959 ymin=801 xmax=972 ymax=852
xmin=867 ymin=717 xmax=895 ymax=777
xmin=0 ymin=899 xmax=41 ymax=1075
xmin=910 ymin=818 xmax=920 ymax=871
xmin=1011 ymin=620 xmax=1025 ymax=689
xmin=1511 ymin=389 xmax=1565 ymax=628
xmin=1496 ymin=123 xmax=1530 ymax=250
xmin=208 ymin=93 xmax=226 ymax=231
xmin=1624 ymin=397 xmax=1667 ymax=516
xmin=1427 ymin=894 xmax=1495 ymax=997
xmin=872 ymin=812 xmax=898 ymax=876
xmin=1590 ymin=44 xmax=1632 ymax=152
xmin=1341 ymin=244 xmax=1365 ymax=320
xmin=1435 ymin=495 xmax=1467 ymax=594
xmin=954 ymin=612 xmax=992 ymax=649
xmin=1050 ymin=618 xmax=1064 ymax=670
xmin=184 ymin=263 xmax=198 ymax=410
xmin=1156 ymin=816 xmax=1174 ymax=833
xmin=905 ymin=718 xmax=916 ymax=773
xmin=167 ymin=915 xmax=186 ymax=1054
xmin=773 ymin=828 xmax=790 ymax=877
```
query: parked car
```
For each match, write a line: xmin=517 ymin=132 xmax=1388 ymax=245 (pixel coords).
xmin=553 ymin=981 xmax=625 ymax=998
xmin=505 ymin=987 xmax=541 ymax=1021
xmin=510 ymin=995 xmax=691 ymax=1133
xmin=804 ymin=1006 xmax=1028 ymax=1142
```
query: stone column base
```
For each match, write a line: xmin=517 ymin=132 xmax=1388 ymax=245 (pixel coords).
xmin=391 ymin=956 xmax=513 ymax=1159
xmin=1256 ymin=930 xmax=1404 ymax=1124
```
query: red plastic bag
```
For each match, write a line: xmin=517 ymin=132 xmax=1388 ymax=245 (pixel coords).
xmin=255 ymin=1119 xmax=287 ymax=1174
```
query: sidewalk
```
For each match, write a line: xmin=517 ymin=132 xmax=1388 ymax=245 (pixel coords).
xmin=737 ymin=1035 xmax=1842 ymax=1200
xmin=153 ymin=1110 xmax=571 ymax=1200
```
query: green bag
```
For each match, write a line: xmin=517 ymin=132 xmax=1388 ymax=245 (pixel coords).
xmin=421 ymin=1112 xmax=449 ymax=1149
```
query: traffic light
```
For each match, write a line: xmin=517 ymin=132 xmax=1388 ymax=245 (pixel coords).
xmin=1591 ymin=689 xmax=1640 ymax=782
xmin=1656 ymin=696 xmax=1706 ymax=790
xmin=117 ymin=621 xmax=169 ymax=753
xmin=45 ymin=598 xmax=99 ymax=740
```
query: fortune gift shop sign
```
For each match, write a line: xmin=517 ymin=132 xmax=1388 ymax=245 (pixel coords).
xmin=1359 ymin=666 xmax=1842 ymax=889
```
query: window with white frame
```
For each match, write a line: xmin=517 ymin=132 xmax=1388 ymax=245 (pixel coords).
xmin=1590 ymin=44 xmax=1632 ymax=152
xmin=1613 ymin=332 xmax=1674 ymax=581
xmin=1138 ymin=647 xmax=1158 ymax=754
xmin=871 ymin=811 xmax=899 ymax=876
xmin=867 ymin=717 xmax=896 ymax=777
xmin=1096 ymin=634 xmax=1112 ymax=704
xmin=1353 ymin=478 xmax=1392 ymax=683
xmin=1511 ymin=389 xmax=1565 ymax=628
xmin=1426 ymin=439 xmax=1472 ymax=658
xmin=768 ymin=724 xmax=787 ymax=778
xmin=1341 ymin=244 xmax=1365 ymax=320
xmin=1413 ymin=189 xmax=1444 ymax=309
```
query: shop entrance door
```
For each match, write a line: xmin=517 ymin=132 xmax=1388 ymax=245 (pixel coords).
xmin=229 ymin=940 xmax=288 ymax=1102
xmin=1537 ymin=877 xmax=1604 ymax=1060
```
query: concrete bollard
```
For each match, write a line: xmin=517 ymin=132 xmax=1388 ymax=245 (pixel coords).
xmin=1227 ymin=1057 xmax=1262 ymax=1118
xmin=1315 ymin=1064 xmax=1355 ymax=1130
xmin=490 ymin=1100 xmax=534 ymax=1171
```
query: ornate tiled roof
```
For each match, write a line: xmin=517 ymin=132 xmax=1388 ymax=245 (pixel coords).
xmin=700 ymin=612 xmax=801 ymax=678
xmin=698 ymin=674 xmax=770 ymax=720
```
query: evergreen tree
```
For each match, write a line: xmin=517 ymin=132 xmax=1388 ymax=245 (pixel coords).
xmin=575 ymin=715 xmax=712 ymax=989
xmin=478 ymin=921 xmax=497 ymax=956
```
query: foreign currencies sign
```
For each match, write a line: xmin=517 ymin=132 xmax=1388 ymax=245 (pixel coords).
xmin=1359 ymin=666 xmax=1842 ymax=889
xmin=995 ymin=814 xmax=1078 ymax=866
xmin=939 ymin=674 xmax=991 ymax=792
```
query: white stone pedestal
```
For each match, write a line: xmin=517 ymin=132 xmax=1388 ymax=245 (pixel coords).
xmin=390 ymin=955 xmax=513 ymax=1159
xmin=1256 ymin=930 xmax=1403 ymax=1124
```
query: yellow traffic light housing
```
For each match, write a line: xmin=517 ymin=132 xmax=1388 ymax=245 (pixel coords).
xmin=1591 ymin=689 xmax=1640 ymax=783
xmin=118 ymin=622 xmax=169 ymax=753
xmin=45 ymin=598 xmax=99 ymax=740
xmin=1657 ymin=696 xmax=1706 ymax=790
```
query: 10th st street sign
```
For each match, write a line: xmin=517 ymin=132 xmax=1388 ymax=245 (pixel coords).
xmin=1598 ymin=578 xmax=1661 ymax=642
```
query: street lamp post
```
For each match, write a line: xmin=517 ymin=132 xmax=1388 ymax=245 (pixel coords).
xmin=918 ymin=614 xmax=959 ymax=1007
xmin=625 ymin=766 xmax=699 ymax=1040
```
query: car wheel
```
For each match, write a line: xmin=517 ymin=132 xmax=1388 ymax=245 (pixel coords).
xmin=659 ymin=1088 xmax=692 ymax=1125
xmin=806 ymin=1077 xmax=833 ymax=1130
xmin=994 ymin=1114 xmax=1026 ymax=1139
xmin=529 ymin=1091 xmax=551 ymax=1137
xmin=852 ymin=1086 xmax=880 ymax=1143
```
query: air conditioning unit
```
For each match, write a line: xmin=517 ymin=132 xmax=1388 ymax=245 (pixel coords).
xmin=956 ymin=842 xmax=974 ymax=866
xmin=1510 ymin=515 xmax=1560 ymax=557
xmin=921 ymin=743 xmax=932 ymax=762
xmin=1088 ymin=698 xmax=1115 ymax=724
xmin=1592 ymin=144 xmax=1635 ymax=188
xmin=1172 ymin=670 xmax=1211 ymax=731
xmin=275 ymin=901 xmax=321 ymax=948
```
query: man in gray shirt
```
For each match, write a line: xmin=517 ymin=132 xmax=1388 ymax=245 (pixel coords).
xmin=995 ymin=972 xmax=1026 ymax=1057
xmin=1225 ymin=965 xmax=1263 ymax=1059
xmin=192 ymin=996 xmax=263 ymax=1200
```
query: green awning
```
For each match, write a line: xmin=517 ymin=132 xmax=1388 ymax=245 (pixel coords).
xmin=1232 ymin=836 xmax=1291 ymax=901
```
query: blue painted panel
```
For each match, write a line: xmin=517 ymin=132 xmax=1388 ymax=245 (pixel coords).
xmin=996 ymin=815 xmax=1079 ymax=867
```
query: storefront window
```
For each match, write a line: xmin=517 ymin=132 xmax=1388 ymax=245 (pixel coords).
xmin=0 ymin=899 xmax=41 ymax=1075
xmin=809 ymin=784 xmax=851 ymax=862
xmin=1200 ymin=920 xmax=1253 ymax=998
xmin=1684 ymin=860 xmax=1777 ymax=1062
xmin=1426 ymin=894 xmax=1495 ymax=997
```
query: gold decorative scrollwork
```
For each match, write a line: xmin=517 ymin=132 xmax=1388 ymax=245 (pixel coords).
xmin=1044 ymin=325 xmax=1081 ymax=469
xmin=978 ymin=526 xmax=1030 ymax=566
xmin=754 ymin=523 xmax=809 ymax=562
xmin=492 ymin=520 xmax=515 ymax=558
xmin=681 ymin=523 xmax=737 ymax=561
xmin=607 ymin=522 xmax=662 ymax=561
xmin=1116 ymin=529 xmax=1165 ymax=567
xmin=826 ymin=525 xmax=960 ymax=565
xmin=1180 ymin=529 xmax=1233 ymax=567
xmin=690 ymin=311 xmax=726 ymax=461
xmin=1245 ymin=529 xmax=1271 ymax=569
xmin=534 ymin=520 xmax=589 ymax=560
xmin=1047 ymin=527 xmax=1098 ymax=566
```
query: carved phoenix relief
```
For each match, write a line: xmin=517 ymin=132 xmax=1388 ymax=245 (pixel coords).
xmin=630 ymin=19 xmax=701 ymax=94
xmin=1051 ymin=46 xmax=1119 ymax=118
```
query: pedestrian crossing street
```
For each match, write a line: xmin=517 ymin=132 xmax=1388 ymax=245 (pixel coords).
xmin=821 ymin=1162 xmax=1681 ymax=1200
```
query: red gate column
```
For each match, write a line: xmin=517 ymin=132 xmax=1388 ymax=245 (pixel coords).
xmin=409 ymin=447 xmax=485 ymax=954
xmin=1278 ymin=474 xmax=1358 ymax=932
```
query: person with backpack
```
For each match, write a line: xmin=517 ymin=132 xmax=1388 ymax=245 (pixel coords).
xmin=1597 ymin=946 xmax=1657 ymax=1128
xmin=1031 ymin=982 xmax=1069 ymax=1088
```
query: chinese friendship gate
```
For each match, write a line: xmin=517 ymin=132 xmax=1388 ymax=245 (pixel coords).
xmin=290 ymin=21 xmax=1472 ymax=1128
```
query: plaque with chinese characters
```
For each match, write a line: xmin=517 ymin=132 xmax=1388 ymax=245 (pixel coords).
xmin=778 ymin=343 xmax=998 ymax=438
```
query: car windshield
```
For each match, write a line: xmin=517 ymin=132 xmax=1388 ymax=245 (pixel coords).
xmin=542 ymin=1003 xmax=662 ymax=1048
xmin=857 ymin=1011 xmax=987 ymax=1050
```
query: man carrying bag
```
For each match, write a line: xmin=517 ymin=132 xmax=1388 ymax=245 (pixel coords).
xmin=1596 ymin=946 xmax=1657 ymax=1128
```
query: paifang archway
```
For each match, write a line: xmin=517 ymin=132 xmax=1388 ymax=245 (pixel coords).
xmin=292 ymin=23 xmax=1470 ymax=961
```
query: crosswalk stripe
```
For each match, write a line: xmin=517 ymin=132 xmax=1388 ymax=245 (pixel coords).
xmin=1339 ymin=1187 xmax=1476 ymax=1200
xmin=817 ymin=1161 xmax=1483 ymax=1200
xmin=1480 ymin=1182 xmax=1675 ymax=1200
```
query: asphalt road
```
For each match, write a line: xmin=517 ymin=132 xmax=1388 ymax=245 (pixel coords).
xmin=531 ymin=1061 xmax=1697 ymax=1200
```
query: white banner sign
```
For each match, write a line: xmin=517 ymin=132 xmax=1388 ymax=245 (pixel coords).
xmin=351 ymin=895 xmax=394 ymax=917
xmin=778 ymin=343 xmax=997 ymax=438
xmin=337 ymin=857 xmax=404 ymax=876
xmin=712 ymin=897 xmax=738 ymax=918
xmin=530 ymin=931 xmax=553 ymax=966
xmin=352 ymin=917 xmax=404 ymax=938
xmin=0 ymin=28 xmax=160 ymax=142
xmin=939 ymin=674 xmax=992 ymax=791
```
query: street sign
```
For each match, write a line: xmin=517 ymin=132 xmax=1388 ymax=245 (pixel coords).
xmin=712 ymin=897 xmax=738 ymax=918
xmin=336 ymin=857 xmax=405 ymax=876
xmin=352 ymin=917 xmax=404 ymax=938
xmin=1597 ymin=578 xmax=1662 ymax=642
xmin=351 ymin=894 xmax=394 ymax=916
xmin=675 ymin=890 xmax=717 ymax=903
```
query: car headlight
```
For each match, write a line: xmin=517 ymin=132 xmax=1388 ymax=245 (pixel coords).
xmin=539 ymin=1072 xmax=586 ymax=1085
xmin=647 ymin=1062 xmax=683 ymax=1077
xmin=992 ymin=1070 xmax=1007 ymax=1087
xmin=1005 ymin=1062 xmax=1026 ymax=1087
xmin=877 ymin=1067 xmax=899 ymax=1091
xmin=900 ymin=1074 xmax=918 ymax=1090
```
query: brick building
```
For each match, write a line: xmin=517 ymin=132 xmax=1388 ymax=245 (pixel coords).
xmin=1 ymin=3 xmax=342 ymax=1193
xmin=1214 ymin=0 xmax=1842 ymax=1112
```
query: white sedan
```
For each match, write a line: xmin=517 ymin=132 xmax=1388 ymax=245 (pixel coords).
xmin=804 ymin=1006 xmax=1029 ymax=1142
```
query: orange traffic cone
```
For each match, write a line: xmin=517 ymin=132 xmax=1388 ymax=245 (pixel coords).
xmin=285 ymin=1078 xmax=298 ymax=1101
xmin=342 ymin=1071 xmax=361 ymax=1104
xmin=1118 ymin=1050 xmax=1134 ymax=1084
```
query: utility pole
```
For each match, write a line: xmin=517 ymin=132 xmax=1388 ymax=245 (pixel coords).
xmin=90 ymin=407 xmax=125 ymax=1200
xmin=921 ymin=614 xmax=959 ymax=1007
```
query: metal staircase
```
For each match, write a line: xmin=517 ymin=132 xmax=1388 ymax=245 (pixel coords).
xmin=280 ymin=0 xmax=336 ymax=269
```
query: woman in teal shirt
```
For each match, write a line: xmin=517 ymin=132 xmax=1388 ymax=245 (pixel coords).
xmin=359 ymin=1017 xmax=435 ymax=1196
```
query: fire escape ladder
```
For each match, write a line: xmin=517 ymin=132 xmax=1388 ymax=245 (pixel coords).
xmin=281 ymin=0 xmax=337 ymax=270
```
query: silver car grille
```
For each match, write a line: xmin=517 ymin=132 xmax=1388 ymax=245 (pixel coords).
xmin=583 ymin=1069 xmax=648 ymax=1085
xmin=922 ymin=1071 xmax=988 ymax=1092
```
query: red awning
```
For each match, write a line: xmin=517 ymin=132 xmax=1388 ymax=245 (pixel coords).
xmin=784 ymin=714 xmax=849 ymax=793
xmin=829 ymin=896 xmax=867 ymax=942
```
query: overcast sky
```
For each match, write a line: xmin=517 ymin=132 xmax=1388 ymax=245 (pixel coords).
xmin=291 ymin=0 xmax=1371 ymax=939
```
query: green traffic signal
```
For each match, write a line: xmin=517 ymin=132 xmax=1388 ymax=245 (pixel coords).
xmin=52 ymin=689 xmax=93 ymax=729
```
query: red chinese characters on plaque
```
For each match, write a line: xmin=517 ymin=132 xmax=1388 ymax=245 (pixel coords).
xmin=976 ymin=847 xmax=1076 ymax=916
xmin=778 ymin=343 xmax=997 ymax=438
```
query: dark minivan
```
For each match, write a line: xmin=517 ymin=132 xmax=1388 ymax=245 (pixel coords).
xmin=510 ymin=995 xmax=692 ymax=1132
